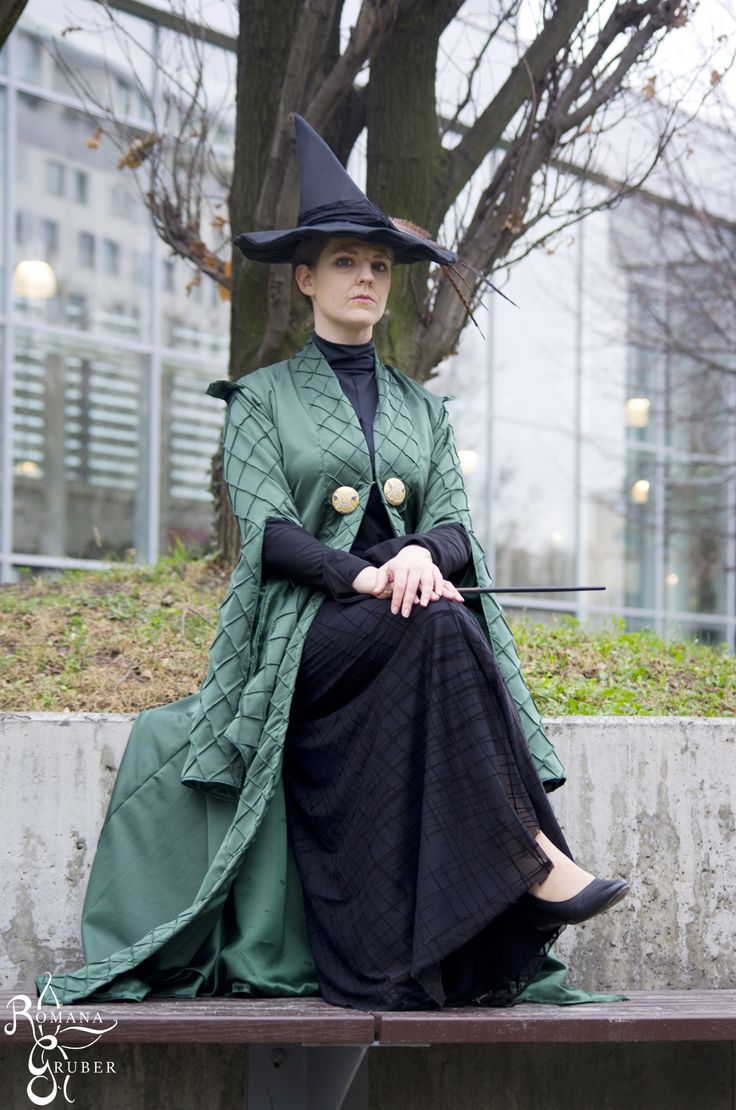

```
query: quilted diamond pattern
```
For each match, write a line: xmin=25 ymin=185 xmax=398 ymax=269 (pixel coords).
xmin=183 ymin=337 xmax=563 ymax=802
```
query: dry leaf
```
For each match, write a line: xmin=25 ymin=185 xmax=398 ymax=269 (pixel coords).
xmin=117 ymin=133 xmax=161 ymax=171
xmin=642 ymin=76 xmax=656 ymax=99
xmin=85 ymin=126 xmax=105 ymax=150
xmin=185 ymin=271 xmax=202 ymax=295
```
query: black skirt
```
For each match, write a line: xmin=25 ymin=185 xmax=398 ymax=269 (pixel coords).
xmin=282 ymin=594 xmax=573 ymax=1011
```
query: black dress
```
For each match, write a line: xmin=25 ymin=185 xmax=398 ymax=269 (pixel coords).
xmin=264 ymin=332 xmax=573 ymax=1011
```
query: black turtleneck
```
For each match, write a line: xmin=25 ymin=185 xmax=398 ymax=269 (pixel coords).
xmin=262 ymin=332 xmax=472 ymax=602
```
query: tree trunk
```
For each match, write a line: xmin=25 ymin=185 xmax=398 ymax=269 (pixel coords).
xmin=215 ymin=0 xmax=343 ymax=566
xmin=367 ymin=1 xmax=448 ymax=377
xmin=0 ymin=0 xmax=28 ymax=51
xmin=229 ymin=0 xmax=303 ymax=379
xmin=214 ymin=0 xmax=302 ymax=567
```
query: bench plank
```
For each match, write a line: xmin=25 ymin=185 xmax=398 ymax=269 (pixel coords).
xmin=4 ymin=991 xmax=735 ymax=1046
xmin=0 ymin=995 xmax=376 ymax=1045
xmin=376 ymin=991 xmax=736 ymax=1044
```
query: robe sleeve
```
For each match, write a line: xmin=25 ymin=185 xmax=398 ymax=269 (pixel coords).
xmin=182 ymin=382 xmax=311 ymax=796
xmin=220 ymin=386 xmax=303 ymax=538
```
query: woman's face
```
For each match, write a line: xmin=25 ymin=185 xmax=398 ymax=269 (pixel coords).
xmin=295 ymin=237 xmax=393 ymax=343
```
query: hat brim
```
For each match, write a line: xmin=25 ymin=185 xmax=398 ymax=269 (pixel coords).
xmin=233 ymin=222 xmax=458 ymax=266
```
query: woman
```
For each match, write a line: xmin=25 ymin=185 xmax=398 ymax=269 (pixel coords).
xmin=36 ymin=115 xmax=627 ymax=1011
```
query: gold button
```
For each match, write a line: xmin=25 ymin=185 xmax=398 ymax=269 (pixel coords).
xmin=331 ymin=485 xmax=360 ymax=514
xmin=383 ymin=477 xmax=406 ymax=506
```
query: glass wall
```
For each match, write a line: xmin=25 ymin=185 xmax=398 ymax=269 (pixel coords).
xmin=432 ymin=179 xmax=735 ymax=649
xmin=1 ymin=1 xmax=231 ymax=576
xmin=12 ymin=329 xmax=149 ymax=560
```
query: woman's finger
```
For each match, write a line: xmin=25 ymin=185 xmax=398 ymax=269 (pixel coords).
xmin=441 ymin=579 xmax=465 ymax=602
xmin=373 ymin=564 xmax=391 ymax=595
xmin=418 ymin=564 xmax=438 ymax=607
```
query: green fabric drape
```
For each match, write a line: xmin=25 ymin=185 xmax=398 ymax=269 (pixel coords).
xmin=35 ymin=341 xmax=622 ymax=1007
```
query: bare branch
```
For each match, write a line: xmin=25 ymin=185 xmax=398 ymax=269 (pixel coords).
xmin=430 ymin=0 xmax=589 ymax=227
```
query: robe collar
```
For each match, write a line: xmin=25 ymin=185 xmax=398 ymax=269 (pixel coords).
xmin=289 ymin=338 xmax=423 ymax=497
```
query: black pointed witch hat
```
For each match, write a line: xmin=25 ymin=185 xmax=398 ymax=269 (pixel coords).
xmin=233 ymin=113 xmax=458 ymax=267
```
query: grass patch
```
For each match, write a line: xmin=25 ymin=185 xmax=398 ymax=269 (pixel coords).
xmin=1 ymin=553 xmax=733 ymax=715
xmin=0 ymin=547 xmax=230 ymax=714
xmin=511 ymin=612 xmax=734 ymax=716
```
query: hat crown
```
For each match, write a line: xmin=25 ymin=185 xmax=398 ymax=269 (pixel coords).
xmin=232 ymin=113 xmax=459 ymax=268
xmin=295 ymin=114 xmax=366 ymax=219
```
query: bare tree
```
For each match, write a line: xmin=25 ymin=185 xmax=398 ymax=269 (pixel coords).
xmin=47 ymin=0 xmax=724 ymax=561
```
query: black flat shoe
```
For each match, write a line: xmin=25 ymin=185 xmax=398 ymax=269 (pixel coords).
xmin=520 ymin=877 xmax=630 ymax=931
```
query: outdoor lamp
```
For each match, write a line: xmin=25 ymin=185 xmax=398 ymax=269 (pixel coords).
xmin=625 ymin=396 xmax=650 ymax=428
xmin=630 ymin=479 xmax=650 ymax=504
xmin=12 ymin=260 xmax=58 ymax=299
xmin=458 ymin=449 xmax=479 ymax=476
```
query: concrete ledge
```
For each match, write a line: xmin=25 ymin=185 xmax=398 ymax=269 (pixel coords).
xmin=1 ymin=712 xmax=735 ymax=1110
xmin=1 ymin=713 xmax=735 ymax=994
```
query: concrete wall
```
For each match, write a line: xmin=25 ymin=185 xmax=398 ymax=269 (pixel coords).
xmin=544 ymin=716 xmax=736 ymax=995
xmin=1 ymin=712 xmax=734 ymax=1110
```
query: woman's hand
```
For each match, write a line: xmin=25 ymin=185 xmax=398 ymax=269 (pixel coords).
xmin=351 ymin=545 xmax=465 ymax=618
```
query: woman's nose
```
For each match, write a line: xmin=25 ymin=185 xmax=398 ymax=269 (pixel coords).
xmin=356 ymin=261 xmax=374 ymax=282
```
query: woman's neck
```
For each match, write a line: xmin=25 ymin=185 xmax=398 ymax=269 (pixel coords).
xmin=313 ymin=329 xmax=375 ymax=350
xmin=311 ymin=318 xmax=374 ymax=345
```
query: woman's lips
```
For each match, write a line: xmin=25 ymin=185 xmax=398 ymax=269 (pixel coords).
xmin=352 ymin=295 xmax=375 ymax=303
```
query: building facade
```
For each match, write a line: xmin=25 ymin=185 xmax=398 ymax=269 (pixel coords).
xmin=1 ymin=1 xmax=734 ymax=650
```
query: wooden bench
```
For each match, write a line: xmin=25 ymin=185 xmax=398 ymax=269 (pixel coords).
xmin=3 ymin=990 xmax=736 ymax=1109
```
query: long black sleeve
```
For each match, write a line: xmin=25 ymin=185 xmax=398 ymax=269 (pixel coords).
xmin=361 ymin=522 xmax=472 ymax=579
xmin=263 ymin=517 xmax=373 ymax=602
xmin=263 ymin=517 xmax=473 ymax=603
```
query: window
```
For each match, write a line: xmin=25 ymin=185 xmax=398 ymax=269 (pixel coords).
xmin=40 ymin=219 xmax=58 ymax=256
xmin=17 ymin=31 xmax=42 ymax=85
xmin=78 ymin=231 xmax=95 ymax=269
xmin=15 ymin=210 xmax=33 ymax=245
xmin=103 ymin=239 xmax=120 ymax=275
xmin=162 ymin=259 xmax=175 ymax=292
xmin=65 ymin=293 xmax=87 ymax=327
xmin=109 ymin=183 xmax=131 ymax=219
xmin=46 ymin=160 xmax=65 ymax=196
xmin=72 ymin=170 xmax=89 ymax=205
xmin=132 ymin=250 xmax=150 ymax=285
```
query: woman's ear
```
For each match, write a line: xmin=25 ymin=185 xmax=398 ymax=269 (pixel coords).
xmin=294 ymin=263 xmax=314 ymax=298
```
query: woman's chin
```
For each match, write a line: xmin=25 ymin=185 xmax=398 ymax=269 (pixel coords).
xmin=336 ymin=308 xmax=380 ymax=334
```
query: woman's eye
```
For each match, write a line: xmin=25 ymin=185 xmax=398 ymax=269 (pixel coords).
xmin=335 ymin=256 xmax=352 ymax=266
xmin=373 ymin=262 xmax=388 ymax=272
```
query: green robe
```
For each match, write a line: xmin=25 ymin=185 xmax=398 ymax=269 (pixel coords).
xmin=36 ymin=340 xmax=621 ymax=1006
